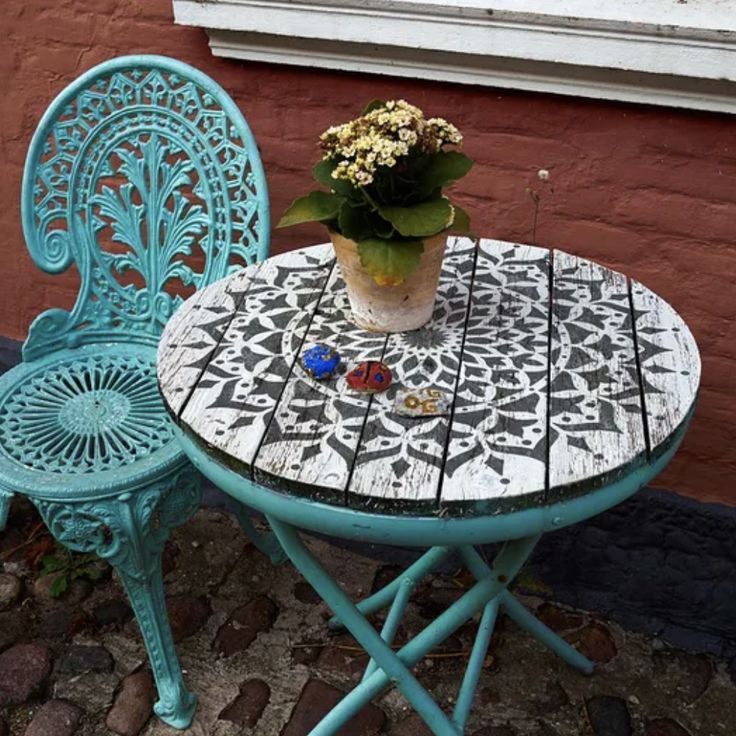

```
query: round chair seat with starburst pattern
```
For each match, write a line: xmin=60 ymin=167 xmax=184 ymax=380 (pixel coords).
xmin=0 ymin=55 xmax=272 ymax=730
xmin=0 ymin=344 xmax=183 ymax=497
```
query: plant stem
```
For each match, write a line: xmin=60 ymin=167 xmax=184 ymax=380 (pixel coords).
xmin=0 ymin=523 xmax=46 ymax=561
xmin=526 ymin=187 xmax=541 ymax=245
xmin=359 ymin=186 xmax=381 ymax=212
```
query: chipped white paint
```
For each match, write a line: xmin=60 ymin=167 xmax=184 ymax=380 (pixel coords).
xmin=254 ymin=265 xmax=387 ymax=496
xmin=156 ymin=267 xmax=260 ymax=416
xmin=548 ymin=251 xmax=646 ymax=494
xmin=178 ymin=245 xmax=334 ymax=467
xmin=159 ymin=240 xmax=700 ymax=516
xmin=346 ymin=237 xmax=476 ymax=508
xmin=442 ymin=240 xmax=550 ymax=506
xmin=631 ymin=279 xmax=700 ymax=452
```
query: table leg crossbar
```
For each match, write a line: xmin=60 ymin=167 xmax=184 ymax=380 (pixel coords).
xmin=267 ymin=518 xmax=593 ymax=736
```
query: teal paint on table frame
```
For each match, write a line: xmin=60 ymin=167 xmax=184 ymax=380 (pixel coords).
xmin=172 ymin=410 xmax=693 ymax=734
xmin=158 ymin=235 xmax=699 ymax=734
xmin=0 ymin=55 xmax=271 ymax=729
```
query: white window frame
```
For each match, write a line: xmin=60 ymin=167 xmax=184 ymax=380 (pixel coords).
xmin=173 ymin=0 xmax=736 ymax=114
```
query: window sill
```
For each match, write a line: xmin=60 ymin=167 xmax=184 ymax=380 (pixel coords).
xmin=173 ymin=0 xmax=736 ymax=114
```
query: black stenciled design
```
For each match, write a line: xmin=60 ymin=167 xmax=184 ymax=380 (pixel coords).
xmin=444 ymin=242 xmax=549 ymax=501
xmin=160 ymin=242 xmax=699 ymax=513
xmin=630 ymin=280 xmax=700 ymax=450
xmin=551 ymin=259 xmax=640 ymax=444
xmin=255 ymin=267 xmax=387 ymax=487
xmin=547 ymin=252 xmax=647 ymax=494
xmin=178 ymin=246 xmax=336 ymax=466
xmin=347 ymin=240 xmax=476 ymax=502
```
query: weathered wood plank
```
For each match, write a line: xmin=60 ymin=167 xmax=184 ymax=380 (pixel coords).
xmin=253 ymin=265 xmax=388 ymax=498
xmin=157 ymin=239 xmax=700 ymax=518
xmin=548 ymin=251 xmax=646 ymax=496
xmin=631 ymin=280 xmax=700 ymax=455
xmin=441 ymin=240 xmax=550 ymax=509
xmin=179 ymin=244 xmax=334 ymax=469
xmin=346 ymin=237 xmax=476 ymax=511
xmin=156 ymin=265 xmax=260 ymax=416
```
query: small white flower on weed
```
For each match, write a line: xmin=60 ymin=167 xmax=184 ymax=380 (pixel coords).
xmin=537 ymin=168 xmax=550 ymax=181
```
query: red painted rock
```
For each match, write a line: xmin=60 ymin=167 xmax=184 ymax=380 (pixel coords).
xmin=346 ymin=361 xmax=392 ymax=393
xmin=282 ymin=679 xmax=385 ymax=736
xmin=214 ymin=596 xmax=279 ymax=657
xmin=574 ymin=622 xmax=618 ymax=664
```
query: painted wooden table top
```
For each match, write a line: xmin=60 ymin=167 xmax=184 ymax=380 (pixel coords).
xmin=157 ymin=238 xmax=700 ymax=516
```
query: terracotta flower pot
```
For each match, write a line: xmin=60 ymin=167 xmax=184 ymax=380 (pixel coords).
xmin=330 ymin=230 xmax=447 ymax=332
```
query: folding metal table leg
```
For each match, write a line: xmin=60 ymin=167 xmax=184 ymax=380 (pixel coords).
xmin=267 ymin=515 xmax=541 ymax=735
xmin=268 ymin=516 xmax=461 ymax=735
xmin=458 ymin=545 xmax=594 ymax=674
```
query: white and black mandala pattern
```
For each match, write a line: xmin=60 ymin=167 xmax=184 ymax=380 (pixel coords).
xmin=159 ymin=240 xmax=700 ymax=515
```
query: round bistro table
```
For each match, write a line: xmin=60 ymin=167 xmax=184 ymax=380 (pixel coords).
xmin=157 ymin=237 xmax=700 ymax=735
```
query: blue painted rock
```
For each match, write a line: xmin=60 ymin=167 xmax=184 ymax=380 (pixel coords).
xmin=301 ymin=344 xmax=341 ymax=380
xmin=346 ymin=361 xmax=392 ymax=393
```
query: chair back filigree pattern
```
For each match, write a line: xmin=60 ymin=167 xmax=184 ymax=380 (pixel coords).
xmin=21 ymin=55 xmax=270 ymax=361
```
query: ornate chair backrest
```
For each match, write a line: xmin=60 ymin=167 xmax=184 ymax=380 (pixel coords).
xmin=21 ymin=55 xmax=269 ymax=362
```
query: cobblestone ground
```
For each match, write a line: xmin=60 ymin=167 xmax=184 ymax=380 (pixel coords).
xmin=1 ymin=502 xmax=735 ymax=736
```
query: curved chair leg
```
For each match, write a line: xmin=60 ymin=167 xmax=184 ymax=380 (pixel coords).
xmin=33 ymin=469 xmax=202 ymax=729
xmin=227 ymin=498 xmax=287 ymax=565
xmin=0 ymin=489 xmax=12 ymax=531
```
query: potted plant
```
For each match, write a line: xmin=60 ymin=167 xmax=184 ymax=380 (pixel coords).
xmin=277 ymin=99 xmax=473 ymax=332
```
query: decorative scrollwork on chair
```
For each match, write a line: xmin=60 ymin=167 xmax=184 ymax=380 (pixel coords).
xmin=2 ymin=56 xmax=272 ymax=729
xmin=33 ymin=469 xmax=202 ymax=725
xmin=21 ymin=56 xmax=270 ymax=361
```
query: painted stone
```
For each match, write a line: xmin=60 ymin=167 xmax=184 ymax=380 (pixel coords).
xmin=301 ymin=345 xmax=341 ymax=380
xmin=346 ymin=361 xmax=393 ymax=393
xmin=394 ymin=387 xmax=451 ymax=417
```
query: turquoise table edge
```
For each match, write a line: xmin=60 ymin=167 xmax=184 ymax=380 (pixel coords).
xmin=1 ymin=53 xmax=271 ymax=730
xmin=170 ymin=410 xmax=693 ymax=734
xmin=173 ymin=410 xmax=692 ymax=547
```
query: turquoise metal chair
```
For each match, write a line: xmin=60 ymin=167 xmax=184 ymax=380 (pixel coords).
xmin=0 ymin=55 xmax=270 ymax=728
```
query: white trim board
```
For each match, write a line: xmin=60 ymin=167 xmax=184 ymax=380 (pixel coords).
xmin=173 ymin=0 xmax=736 ymax=114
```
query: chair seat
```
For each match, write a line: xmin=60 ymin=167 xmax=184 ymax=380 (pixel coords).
xmin=0 ymin=343 xmax=185 ymax=500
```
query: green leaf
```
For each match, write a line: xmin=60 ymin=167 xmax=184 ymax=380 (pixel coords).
xmin=357 ymin=238 xmax=424 ymax=286
xmin=41 ymin=554 xmax=64 ymax=574
xmin=450 ymin=204 xmax=471 ymax=233
xmin=73 ymin=562 xmax=103 ymax=581
xmin=312 ymin=159 xmax=355 ymax=197
xmin=338 ymin=200 xmax=394 ymax=241
xmin=415 ymin=151 xmax=473 ymax=199
xmin=338 ymin=201 xmax=372 ymax=242
xmin=82 ymin=565 xmax=104 ymax=581
xmin=277 ymin=191 xmax=342 ymax=228
xmin=379 ymin=197 xmax=454 ymax=238
xmin=49 ymin=574 xmax=69 ymax=599
xmin=361 ymin=98 xmax=386 ymax=115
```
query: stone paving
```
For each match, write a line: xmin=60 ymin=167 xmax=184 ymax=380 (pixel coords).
xmin=1 ymin=500 xmax=735 ymax=736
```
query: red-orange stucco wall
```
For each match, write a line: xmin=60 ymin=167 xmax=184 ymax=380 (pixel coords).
xmin=2 ymin=0 xmax=735 ymax=506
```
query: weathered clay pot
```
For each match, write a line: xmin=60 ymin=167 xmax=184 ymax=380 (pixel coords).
xmin=330 ymin=230 xmax=447 ymax=332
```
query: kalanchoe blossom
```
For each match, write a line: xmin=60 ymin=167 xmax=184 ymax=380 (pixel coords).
xmin=320 ymin=100 xmax=463 ymax=187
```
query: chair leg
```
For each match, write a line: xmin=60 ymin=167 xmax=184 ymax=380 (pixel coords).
xmin=0 ymin=489 xmax=12 ymax=531
xmin=33 ymin=469 xmax=202 ymax=729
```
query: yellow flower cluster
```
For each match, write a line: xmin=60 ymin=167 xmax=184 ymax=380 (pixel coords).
xmin=320 ymin=100 xmax=462 ymax=187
